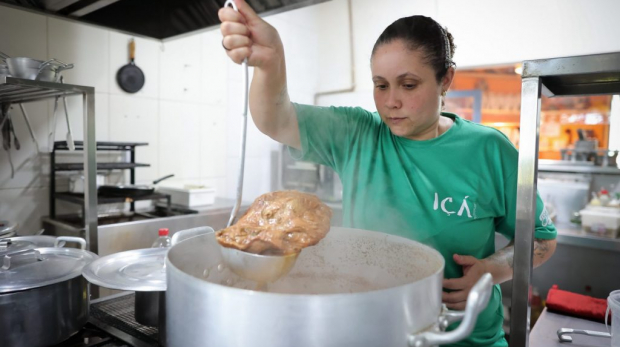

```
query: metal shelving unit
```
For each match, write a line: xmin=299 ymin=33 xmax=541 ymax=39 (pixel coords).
xmin=50 ymin=140 xmax=171 ymax=222
xmin=0 ymin=76 xmax=99 ymax=253
xmin=55 ymin=162 xmax=150 ymax=171
xmin=512 ymin=51 xmax=620 ymax=347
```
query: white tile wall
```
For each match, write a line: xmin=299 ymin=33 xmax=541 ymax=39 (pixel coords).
xmin=108 ymin=95 xmax=159 ymax=181
xmin=48 ymin=17 xmax=110 ymax=93
xmin=0 ymin=187 xmax=49 ymax=235
xmin=200 ymin=107 xmax=227 ymax=178
xmin=160 ymin=35 xmax=202 ymax=102
xmin=0 ymin=101 xmax=50 ymax=190
xmin=0 ymin=6 xmax=47 ymax=59
xmin=159 ymin=100 xmax=202 ymax=180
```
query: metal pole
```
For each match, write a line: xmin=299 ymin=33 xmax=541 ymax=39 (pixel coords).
xmin=510 ymin=77 xmax=542 ymax=347
xmin=83 ymin=90 xmax=97 ymax=254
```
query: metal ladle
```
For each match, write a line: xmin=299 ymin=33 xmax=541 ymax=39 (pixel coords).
xmin=220 ymin=0 xmax=299 ymax=285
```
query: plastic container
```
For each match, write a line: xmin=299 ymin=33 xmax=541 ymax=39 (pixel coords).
xmin=579 ymin=208 xmax=620 ymax=238
xmin=606 ymin=290 xmax=620 ymax=346
xmin=158 ymin=184 xmax=216 ymax=207
xmin=151 ymin=228 xmax=171 ymax=248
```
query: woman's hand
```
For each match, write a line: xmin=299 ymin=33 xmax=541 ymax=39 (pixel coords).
xmin=442 ymin=238 xmax=556 ymax=310
xmin=442 ymin=254 xmax=489 ymax=311
xmin=219 ymin=0 xmax=284 ymax=69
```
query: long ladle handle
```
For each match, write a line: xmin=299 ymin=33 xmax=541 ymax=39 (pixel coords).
xmin=225 ymin=0 xmax=250 ymax=228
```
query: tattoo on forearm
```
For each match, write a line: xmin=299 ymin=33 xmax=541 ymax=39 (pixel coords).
xmin=533 ymin=239 xmax=551 ymax=261
xmin=488 ymin=242 xmax=515 ymax=270
xmin=487 ymin=239 xmax=551 ymax=271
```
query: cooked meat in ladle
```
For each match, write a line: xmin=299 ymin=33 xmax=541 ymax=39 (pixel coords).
xmin=216 ymin=191 xmax=333 ymax=255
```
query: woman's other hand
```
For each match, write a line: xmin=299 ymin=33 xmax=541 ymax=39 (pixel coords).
xmin=441 ymin=254 xmax=489 ymax=311
xmin=219 ymin=0 xmax=284 ymax=68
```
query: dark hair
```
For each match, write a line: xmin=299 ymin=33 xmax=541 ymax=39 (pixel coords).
xmin=371 ymin=15 xmax=456 ymax=82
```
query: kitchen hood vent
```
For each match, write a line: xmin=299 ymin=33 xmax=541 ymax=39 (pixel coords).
xmin=0 ymin=0 xmax=329 ymax=40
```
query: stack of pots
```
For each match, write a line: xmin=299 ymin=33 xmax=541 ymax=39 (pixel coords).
xmin=5 ymin=56 xmax=73 ymax=82
xmin=0 ymin=236 xmax=98 ymax=347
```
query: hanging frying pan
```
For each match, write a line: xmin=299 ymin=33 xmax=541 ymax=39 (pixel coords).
xmin=116 ymin=38 xmax=145 ymax=93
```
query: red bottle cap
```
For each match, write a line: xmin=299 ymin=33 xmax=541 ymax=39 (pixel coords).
xmin=158 ymin=228 xmax=169 ymax=236
xmin=600 ymin=189 xmax=609 ymax=195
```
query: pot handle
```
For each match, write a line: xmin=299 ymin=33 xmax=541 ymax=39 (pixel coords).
xmin=557 ymin=328 xmax=611 ymax=342
xmin=36 ymin=59 xmax=74 ymax=78
xmin=2 ymin=249 xmax=43 ymax=270
xmin=55 ymin=236 xmax=86 ymax=250
xmin=408 ymin=273 xmax=494 ymax=347
xmin=171 ymin=226 xmax=215 ymax=246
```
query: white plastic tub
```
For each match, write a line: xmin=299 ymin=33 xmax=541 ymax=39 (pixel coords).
xmin=158 ymin=185 xmax=216 ymax=207
xmin=579 ymin=207 xmax=620 ymax=238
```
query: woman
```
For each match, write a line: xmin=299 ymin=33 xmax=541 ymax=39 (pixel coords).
xmin=219 ymin=1 xmax=557 ymax=346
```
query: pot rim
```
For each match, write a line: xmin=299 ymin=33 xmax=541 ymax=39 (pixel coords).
xmin=0 ymin=246 xmax=97 ymax=294
xmin=166 ymin=228 xmax=445 ymax=299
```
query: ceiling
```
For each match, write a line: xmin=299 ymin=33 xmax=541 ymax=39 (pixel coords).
xmin=0 ymin=0 xmax=329 ymax=40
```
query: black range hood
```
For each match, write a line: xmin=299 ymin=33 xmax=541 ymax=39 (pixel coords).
xmin=0 ymin=0 xmax=329 ymax=40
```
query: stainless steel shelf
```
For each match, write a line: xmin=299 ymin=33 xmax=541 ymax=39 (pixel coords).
xmin=55 ymin=141 xmax=149 ymax=151
xmin=55 ymin=162 xmax=150 ymax=171
xmin=522 ymin=52 xmax=620 ymax=97
xmin=0 ymin=75 xmax=99 ymax=255
xmin=55 ymin=192 xmax=170 ymax=206
xmin=539 ymin=163 xmax=620 ymax=175
xmin=511 ymin=51 xmax=620 ymax=346
xmin=0 ymin=76 xmax=92 ymax=104
xmin=555 ymin=222 xmax=620 ymax=253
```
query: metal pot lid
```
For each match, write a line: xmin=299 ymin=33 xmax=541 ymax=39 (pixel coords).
xmin=0 ymin=237 xmax=97 ymax=294
xmin=0 ymin=220 xmax=17 ymax=235
xmin=0 ymin=235 xmax=64 ymax=256
xmin=82 ymin=248 xmax=167 ymax=291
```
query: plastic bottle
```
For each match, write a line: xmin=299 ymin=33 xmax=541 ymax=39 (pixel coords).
xmin=599 ymin=188 xmax=611 ymax=206
xmin=151 ymin=228 xmax=172 ymax=248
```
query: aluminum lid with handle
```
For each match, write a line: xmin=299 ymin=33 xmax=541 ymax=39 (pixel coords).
xmin=0 ymin=235 xmax=65 ymax=256
xmin=0 ymin=236 xmax=97 ymax=294
xmin=82 ymin=226 xmax=214 ymax=291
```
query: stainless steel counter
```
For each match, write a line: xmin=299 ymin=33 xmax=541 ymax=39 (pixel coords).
xmin=539 ymin=161 xmax=620 ymax=175
xmin=530 ymin=308 xmax=611 ymax=347
xmin=44 ymin=198 xmax=250 ymax=257
xmin=556 ymin=222 xmax=620 ymax=253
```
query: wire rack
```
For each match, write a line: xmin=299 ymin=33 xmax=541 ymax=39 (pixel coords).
xmin=0 ymin=76 xmax=90 ymax=104
xmin=90 ymin=293 xmax=159 ymax=346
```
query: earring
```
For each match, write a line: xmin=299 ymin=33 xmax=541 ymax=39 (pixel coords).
xmin=441 ymin=90 xmax=447 ymax=97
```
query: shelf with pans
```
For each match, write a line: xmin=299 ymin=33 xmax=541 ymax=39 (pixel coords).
xmin=0 ymin=76 xmax=90 ymax=104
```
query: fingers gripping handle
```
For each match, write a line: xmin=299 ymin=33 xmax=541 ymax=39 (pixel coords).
xmin=408 ymin=273 xmax=494 ymax=347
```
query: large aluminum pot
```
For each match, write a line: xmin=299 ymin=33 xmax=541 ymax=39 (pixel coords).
xmin=0 ymin=236 xmax=97 ymax=347
xmin=166 ymin=227 xmax=493 ymax=347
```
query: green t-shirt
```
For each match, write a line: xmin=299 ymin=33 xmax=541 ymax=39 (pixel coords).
xmin=289 ymin=103 xmax=557 ymax=347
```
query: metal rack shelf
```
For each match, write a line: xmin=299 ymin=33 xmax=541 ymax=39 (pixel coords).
xmin=522 ymin=52 xmax=620 ymax=97
xmin=51 ymin=141 xmax=158 ymax=225
xmin=512 ymin=51 xmax=620 ymax=346
xmin=56 ymin=192 xmax=171 ymax=207
xmin=0 ymin=76 xmax=88 ymax=103
xmin=0 ymin=75 xmax=99 ymax=256
xmin=55 ymin=162 xmax=150 ymax=171
xmin=54 ymin=141 xmax=149 ymax=151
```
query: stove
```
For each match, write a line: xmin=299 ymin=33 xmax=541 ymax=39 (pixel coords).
xmin=55 ymin=292 xmax=160 ymax=347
